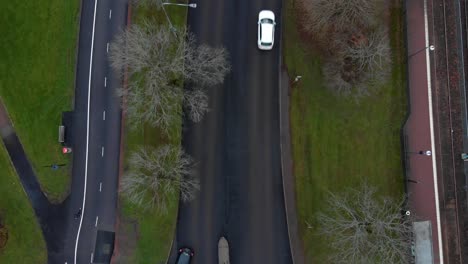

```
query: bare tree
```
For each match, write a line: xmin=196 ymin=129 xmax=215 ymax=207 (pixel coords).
xmin=121 ymin=145 xmax=200 ymax=212
xmin=109 ymin=22 xmax=185 ymax=79
xmin=109 ymin=22 xmax=230 ymax=131
xmin=184 ymin=34 xmax=231 ymax=86
xmin=310 ymin=184 xmax=412 ymax=264
xmin=298 ymin=0 xmax=390 ymax=99
xmin=118 ymin=79 xmax=183 ymax=133
xmin=321 ymin=27 xmax=391 ymax=98
xmin=184 ymin=87 xmax=209 ymax=123
xmin=300 ymin=0 xmax=382 ymax=35
xmin=110 ymin=23 xmax=185 ymax=132
xmin=344 ymin=27 xmax=391 ymax=78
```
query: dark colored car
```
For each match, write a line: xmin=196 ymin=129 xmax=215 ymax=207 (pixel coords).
xmin=177 ymin=247 xmax=194 ymax=264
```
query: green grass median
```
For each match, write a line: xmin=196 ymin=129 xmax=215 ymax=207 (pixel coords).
xmin=283 ymin=0 xmax=407 ymax=261
xmin=0 ymin=0 xmax=80 ymax=201
xmin=0 ymin=144 xmax=46 ymax=263
xmin=116 ymin=4 xmax=187 ymax=263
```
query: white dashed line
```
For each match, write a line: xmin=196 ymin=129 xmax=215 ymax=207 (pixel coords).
xmin=90 ymin=253 xmax=94 ymax=263
xmin=99 ymin=182 xmax=102 ymax=192
xmin=109 ymin=9 xmax=112 ymax=19
xmin=101 ymin=146 xmax=105 ymax=157
xmin=106 ymin=42 xmax=109 ymax=53
xmin=102 ymin=111 xmax=106 ymax=120
xmin=95 ymin=216 xmax=99 ymax=227
xmin=104 ymin=77 xmax=107 ymax=87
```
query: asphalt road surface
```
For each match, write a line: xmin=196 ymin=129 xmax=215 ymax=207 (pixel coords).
xmin=61 ymin=0 xmax=127 ymax=263
xmin=174 ymin=0 xmax=292 ymax=263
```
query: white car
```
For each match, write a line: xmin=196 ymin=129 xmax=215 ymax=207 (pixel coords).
xmin=257 ymin=10 xmax=276 ymax=50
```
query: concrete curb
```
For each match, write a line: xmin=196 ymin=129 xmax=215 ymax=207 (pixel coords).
xmin=278 ymin=3 xmax=305 ymax=263
xmin=111 ymin=3 xmax=131 ymax=264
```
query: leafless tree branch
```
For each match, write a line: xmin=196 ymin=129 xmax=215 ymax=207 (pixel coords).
xmin=109 ymin=23 xmax=230 ymax=132
xmin=313 ymin=183 xmax=412 ymax=264
xmin=300 ymin=0 xmax=382 ymax=35
xmin=121 ymin=145 xmax=200 ymax=212
xmin=184 ymin=87 xmax=209 ymax=123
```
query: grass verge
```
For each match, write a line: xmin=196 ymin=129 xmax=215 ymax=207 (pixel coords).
xmin=0 ymin=144 xmax=46 ymax=263
xmin=116 ymin=4 xmax=187 ymax=263
xmin=283 ymin=0 xmax=407 ymax=262
xmin=0 ymin=0 xmax=81 ymax=201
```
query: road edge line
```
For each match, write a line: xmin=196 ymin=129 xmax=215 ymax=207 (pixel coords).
xmin=424 ymin=0 xmax=444 ymax=262
xmin=110 ymin=3 xmax=131 ymax=264
xmin=74 ymin=0 xmax=98 ymax=263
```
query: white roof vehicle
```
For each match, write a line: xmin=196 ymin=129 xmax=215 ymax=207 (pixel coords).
xmin=257 ymin=10 xmax=276 ymax=50
xmin=218 ymin=237 xmax=230 ymax=264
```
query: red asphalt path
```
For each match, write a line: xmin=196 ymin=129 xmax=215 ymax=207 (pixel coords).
xmin=405 ymin=0 xmax=444 ymax=262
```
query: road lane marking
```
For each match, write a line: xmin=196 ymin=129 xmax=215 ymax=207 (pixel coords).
xmin=95 ymin=216 xmax=99 ymax=227
xmin=101 ymin=146 xmax=105 ymax=157
xmin=103 ymin=111 xmax=106 ymax=120
xmin=104 ymin=77 xmax=107 ymax=87
xmin=74 ymin=0 xmax=98 ymax=262
xmin=109 ymin=9 xmax=112 ymax=19
xmin=99 ymin=182 xmax=102 ymax=192
xmin=90 ymin=253 xmax=94 ymax=263
xmin=424 ymin=0 xmax=444 ymax=262
xmin=106 ymin=42 xmax=109 ymax=53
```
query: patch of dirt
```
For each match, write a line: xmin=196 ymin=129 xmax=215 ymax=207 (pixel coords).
xmin=0 ymin=217 xmax=7 ymax=251
xmin=111 ymin=208 xmax=139 ymax=264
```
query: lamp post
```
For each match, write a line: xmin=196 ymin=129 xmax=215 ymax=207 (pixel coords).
xmin=161 ymin=2 xmax=197 ymax=35
xmin=407 ymin=150 xmax=432 ymax=156
xmin=409 ymin=45 xmax=435 ymax=58
xmin=162 ymin=2 xmax=197 ymax=8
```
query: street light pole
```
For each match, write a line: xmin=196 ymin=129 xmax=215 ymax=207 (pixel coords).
xmin=161 ymin=2 xmax=197 ymax=35
xmin=409 ymin=45 xmax=435 ymax=58
xmin=407 ymin=150 xmax=432 ymax=156
xmin=162 ymin=2 xmax=197 ymax=8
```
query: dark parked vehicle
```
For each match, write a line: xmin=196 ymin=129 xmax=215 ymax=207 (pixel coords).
xmin=177 ymin=247 xmax=194 ymax=264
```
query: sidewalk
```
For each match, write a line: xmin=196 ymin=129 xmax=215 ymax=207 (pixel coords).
xmin=0 ymin=98 xmax=69 ymax=263
xmin=404 ymin=0 xmax=443 ymax=262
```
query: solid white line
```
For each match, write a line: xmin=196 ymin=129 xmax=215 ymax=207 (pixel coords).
xmin=103 ymin=111 xmax=106 ymax=120
xmin=95 ymin=216 xmax=99 ymax=227
xmin=423 ymin=0 xmax=444 ymax=263
xmin=109 ymin=9 xmax=112 ymax=19
xmin=99 ymin=182 xmax=102 ymax=192
xmin=101 ymin=146 xmax=105 ymax=157
xmin=104 ymin=77 xmax=107 ymax=87
xmin=74 ymin=0 xmax=98 ymax=263
xmin=106 ymin=42 xmax=109 ymax=53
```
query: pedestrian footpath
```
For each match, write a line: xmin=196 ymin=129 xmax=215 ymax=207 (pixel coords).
xmin=0 ymin=97 xmax=69 ymax=263
xmin=404 ymin=0 xmax=443 ymax=262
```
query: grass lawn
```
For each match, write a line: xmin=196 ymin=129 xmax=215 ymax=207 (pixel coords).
xmin=0 ymin=0 xmax=80 ymax=201
xmin=283 ymin=0 xmax=407 ymax=262
xmin=0 ymin=144 xmax=47 ymax=263
xmin=116 ymin=4 xmax=187 ymax=263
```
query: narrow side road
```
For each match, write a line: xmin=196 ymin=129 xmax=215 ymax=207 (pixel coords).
xmin=62 ymin=0 xmax=127 ymax=263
